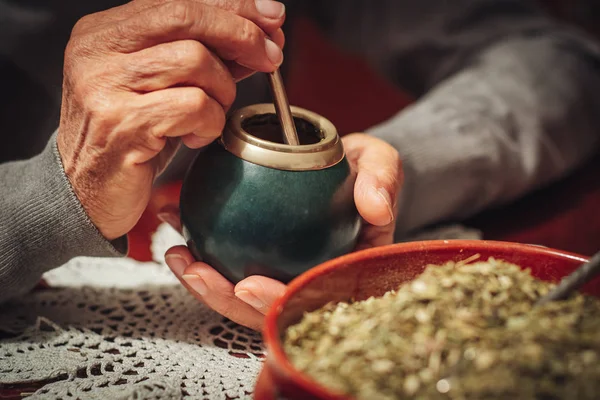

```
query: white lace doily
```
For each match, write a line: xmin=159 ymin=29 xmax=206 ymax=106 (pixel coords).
xmin=0 ymin=223 xmax=481 ymax=399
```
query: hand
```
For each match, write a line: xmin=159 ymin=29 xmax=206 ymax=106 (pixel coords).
xmin=57 ymin=0 xmax=286 ymax=241
xmin=161 ymin=133 xmax=403 ymax=330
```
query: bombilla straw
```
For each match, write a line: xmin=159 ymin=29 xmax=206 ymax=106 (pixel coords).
xmin=267 ymin=70 xmax=300 ymax=146
xmin=536 ymin=250 xmax=600 ymax=306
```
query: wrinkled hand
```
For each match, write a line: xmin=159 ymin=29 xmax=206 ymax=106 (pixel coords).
xmin=57 ymin=0 xmax=286 ymax=241
xmin=162 ymin=133 xmax=403 ymax=330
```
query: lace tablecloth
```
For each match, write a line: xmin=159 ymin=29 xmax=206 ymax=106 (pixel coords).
xmin=0 ymin=224 xmax=481 ymax=399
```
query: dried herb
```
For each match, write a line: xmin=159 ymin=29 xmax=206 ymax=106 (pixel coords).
xmin=283 ymin=257 xmax=600 ymax=399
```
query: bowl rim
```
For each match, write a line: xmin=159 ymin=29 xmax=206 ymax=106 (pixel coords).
xmin=262 ymin=239 xmax=590 ymax=399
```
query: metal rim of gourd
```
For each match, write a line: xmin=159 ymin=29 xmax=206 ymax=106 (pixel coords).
xmin=220 ymin=104 xmax=345 ymax=171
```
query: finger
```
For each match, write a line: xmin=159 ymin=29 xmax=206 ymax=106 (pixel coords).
xmin=181 ymin=132 xmax=219 ymax=149
xmin=225 ymin=61 xmax=256 ymax=83
xmin=270 ymin=28 xmax=286 ymax=49
xmin=157 ymin=204 xmax=182 ymax=234
xmin=183 ymin=264 xmax=265 ymax=330
xmin=165 ymin=245 xmax=198 ymax=278
xmin=154 ymin=137 xmax=182 ymax=174
xmin=164 ymin=246 xmax=264 ymax=330
xmin=124 ymin=29 xmax=285 ymax=87
xmin=74 ymin=0 xmax=285 ymax=38
xmin=95 ymin=2 xmax=283 ymax=72
xmin=226 ymin=28 xmax=285 ymax=82
xmin=355 ymin=223 xmax=395 ymax=251
xmin=343 ymin=133 xmax=403 ymax=227
xmin=149 ymin=86 xmax=225 ymax=146
xmin=234 ymin=276 xmax=287 ymax=314
xmin=121 ymin=87 xmax=224 ymax=164
xmin=121 ymin=40 xmax=236 ymax=109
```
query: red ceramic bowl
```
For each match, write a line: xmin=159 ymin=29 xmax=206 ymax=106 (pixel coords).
xmin=255 ymin=240 xmax=597 ymax=400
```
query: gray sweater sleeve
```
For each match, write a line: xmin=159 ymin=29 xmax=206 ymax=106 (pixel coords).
xmin=0 ymin=133 xmax=127 ymax=302
xmin=370 ymin=32 xmax=600 ymax=237
xmin=313 ymin=0 xmax=600 ymax=237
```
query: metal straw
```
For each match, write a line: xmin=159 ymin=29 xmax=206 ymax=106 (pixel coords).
xmin=267 ymin=70 xmax=300 ymax=146
xmin=536 ymin=250 xmax=600 ymax=306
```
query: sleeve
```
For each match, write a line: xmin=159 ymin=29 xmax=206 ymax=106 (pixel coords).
xmin=310 ymin=0 xmax=600 ymax=237
xmin=0 ymin=132 xmax=127 ymax=303
xmin=370 ymin=32 xmax=600 ymax=236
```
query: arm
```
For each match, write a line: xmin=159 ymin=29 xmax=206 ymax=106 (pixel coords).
xmin=0 ymin=133 xmax=126 ymax=303
xmin=311 ymin=0 xmax=600 ymax=236
xmin=372 ymin=32 xmax=600 ymax=236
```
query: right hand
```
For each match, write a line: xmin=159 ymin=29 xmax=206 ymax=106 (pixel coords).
xmin=57 ymin=0 xmax=286 ymax=241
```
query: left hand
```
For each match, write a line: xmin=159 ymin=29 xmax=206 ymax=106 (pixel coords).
xmin=160 ymin=133 xmax=403 ymax=330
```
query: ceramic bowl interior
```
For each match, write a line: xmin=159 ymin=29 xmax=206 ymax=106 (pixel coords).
xmin=262 ymin=240 xmax=597 ymax=399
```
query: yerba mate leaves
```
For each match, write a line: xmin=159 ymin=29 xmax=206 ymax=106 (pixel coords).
xmin=283 ymin=258 xmax=600 ymax=400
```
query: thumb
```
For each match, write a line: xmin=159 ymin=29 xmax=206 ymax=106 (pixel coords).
xmin=344 ymin=133 xmax=403 ymax=227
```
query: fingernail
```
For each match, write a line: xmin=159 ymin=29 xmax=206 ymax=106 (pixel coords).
xmin=182 ymin=274 xmax=208 ymax=297
xmin=370 ymin=186 xmax=394 ymax=224
xmin=255 ymin=0 xmax=285 ymax=19
xmin=235 ymin=290 xmax=265 ymax=311
xmin=265 ymin=38 xmax=283 ymax=66
xmin=165 ymin=254 xmax=189 ymax=276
